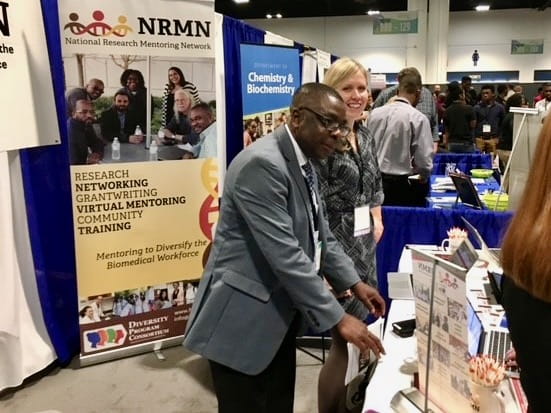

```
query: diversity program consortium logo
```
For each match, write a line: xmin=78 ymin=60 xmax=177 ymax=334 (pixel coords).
xmin=83 ymin=324 xmax=127 ymax=353
xmin=64 ymin=10 xmax=133 ymax=37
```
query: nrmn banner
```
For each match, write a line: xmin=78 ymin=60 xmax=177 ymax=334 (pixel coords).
xmin=58 ymin=0 xmax=219 ymax=365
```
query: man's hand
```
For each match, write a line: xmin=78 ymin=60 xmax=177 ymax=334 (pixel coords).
xmin=336 ymin=314 xmax=385 ymax=358
xmin=351 ymin=282 xmax=386 ymax=317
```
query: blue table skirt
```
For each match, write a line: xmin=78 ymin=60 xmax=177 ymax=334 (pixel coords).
xmin=375 ymin=206 xmax=513 ymax=306
xmin=433 ymin=153 xmax=492 ymax=175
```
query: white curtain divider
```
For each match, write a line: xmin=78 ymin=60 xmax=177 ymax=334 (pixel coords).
xmin=0 ymin=150 xmax=56 ymax=391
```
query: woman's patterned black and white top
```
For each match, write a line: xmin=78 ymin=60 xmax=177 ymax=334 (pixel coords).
xmin=313 ymin=124 xmax=384 ymax=320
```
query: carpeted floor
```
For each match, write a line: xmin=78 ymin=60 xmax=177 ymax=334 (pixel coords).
xmin=0 ymin=345 xmax=325 ymax=413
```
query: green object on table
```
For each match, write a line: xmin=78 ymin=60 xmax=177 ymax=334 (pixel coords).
xmin=470 ymin=169 xmax=494 ymax=178
xmin=482 ymin=193 xmax=509 ymax=211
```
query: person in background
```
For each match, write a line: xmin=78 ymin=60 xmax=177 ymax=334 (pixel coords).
xmin=496 ymin=93 xmax=524 ymax=163
xmin=184 ymin=83 xmax=386 ymax=413
xmin=243 ymin=118 xmax=259 ymax=147
xmin=368 ymin=72 xmax=433 ymax=207
xmin=500 ymin=114 xmax=551 ymax=413
xmin=461 ymin=76 xmax=478 ymax=106
xmin=99 ymin=89 xmax=143 ymax=144
xmin=67 ymin=100 xmax=104 ymax=165
xmin=474 ymin=84 xmax=505 ymax=153
xmin=373 ymin=67 xmax=439 ymax=153
xmin=535 ymin=83 xmax=551 ymax=119
xmin=161 ymin=66 xmax=200 ymax=127
xmin=189 ymin=102 xmax=217 ymax=159
xmin=534 ymin=86 xmax=544 ymax=105
xmin=314 ymin=57 xmax=384 ymax=413
xmin=496 ymin=84 xmax=508 ymax=106
xmin=162 ymin=89 xmax=198 ymax=146
xmin=66 ymin=78 xmax=104 ymax=117
xmin=443 ymin=85 xmax=476 ymax=153
xmin=120 ymin=69 xmax=148 ymax=131
xmin=432 ymin=84 xmax=441 ymax=99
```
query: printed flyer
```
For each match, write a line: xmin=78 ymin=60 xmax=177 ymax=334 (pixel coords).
xmin=240 ymin=43 xmax=299 ymax=148
xmin=411 ymin=248 xmax=472 ymax=412
xmin=0 ymin=0 xmax=59 ymax=150
xmin=58 ymin=0 xmax=218 ymax=362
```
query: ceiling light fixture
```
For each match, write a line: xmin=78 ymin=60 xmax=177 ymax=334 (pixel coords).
xmin=475 ymin=4 xmax=490 ymax=11
xmin=275 ymin=13 xmax=283 ymax=19
xmin=266 ymin=13 xmax=273 ymax=19
xmin=233 ymin=0 xmax=249 ymax=4
xmin=367 ymin=10 xmax=380 ymax=16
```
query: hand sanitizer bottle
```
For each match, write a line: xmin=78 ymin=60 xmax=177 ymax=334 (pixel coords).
xmin=135 ymin=125 xmax=143 ymax=137
xmin=149 ymin=140 xmax=158 ymax=161
xmin=111 ymin=137 xmax=120 ymax=161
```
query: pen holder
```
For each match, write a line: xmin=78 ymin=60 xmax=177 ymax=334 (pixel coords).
xmin=470 ymin=381 xmax=505 ymax=413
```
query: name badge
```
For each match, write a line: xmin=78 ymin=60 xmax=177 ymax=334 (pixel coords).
xmin=482 ymin=124 xmax=491 ymax=133
xmin=354 ymin=205 xmax=371 ymax=237
xmin=314 ymin=230 xmax=322 ymax=271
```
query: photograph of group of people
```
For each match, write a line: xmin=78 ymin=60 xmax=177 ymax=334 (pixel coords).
xmin=78 ymin=280 xmax=198 ymax=325
xmin=242 ymin=110 xmax=288 ymax=147
xmin=64 ymin=55 xmax=217 ymax=165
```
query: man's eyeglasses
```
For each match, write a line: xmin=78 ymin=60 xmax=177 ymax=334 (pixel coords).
xmin=299 ymin=107 xmax=350 ymax=136
xmin=76 ymin=109 xmax=96 ymax=115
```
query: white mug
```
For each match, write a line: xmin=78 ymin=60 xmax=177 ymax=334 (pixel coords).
xmin=441 ymin=237 xmax=464 ymax=252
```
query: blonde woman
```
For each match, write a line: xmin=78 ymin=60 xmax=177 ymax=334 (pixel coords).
xmin=313 ymin=57 xmax=385 ymax=413
xmin=500 ymin=114 xmax=551 ymax=412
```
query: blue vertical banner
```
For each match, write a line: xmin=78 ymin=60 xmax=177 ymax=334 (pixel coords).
xmin=240 ymin=44 xmax=300 ymax=148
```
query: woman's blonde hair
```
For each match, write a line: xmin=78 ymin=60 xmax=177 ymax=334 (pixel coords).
xmin=323 ymin=57 xmax=369 ymax=152
xmin=501 ymin=114 xmax=551 ymax=302
xmin=323 ymin=57 xmax=369 ymax=90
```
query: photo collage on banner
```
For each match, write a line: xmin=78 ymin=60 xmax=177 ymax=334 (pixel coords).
xmin=240 ymin=44 xmax=300 ymax=148
xmin=411 ymin=249 xmax=472 ymax=413
xmin=58 ymin=0 xmax=218 ymax=362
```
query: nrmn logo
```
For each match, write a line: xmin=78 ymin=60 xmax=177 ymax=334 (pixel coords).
xmin=83 ymin=324 xmax=127 ymax=352
xmin=64 ymin=9 xmax=210 ymax=38
xmin=64 ymin=10 xmax=132 ymax=37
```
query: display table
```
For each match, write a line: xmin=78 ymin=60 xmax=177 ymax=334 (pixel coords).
xmin=432 ymin=153 xmax=492 ymax=175
xmin=362 ymin=299 xmax=416 ymax=411
xmin=375 ymin=207 xmax=513 ymax=303
xmin=363 ymin=247 xmax=522 ymax=413
xmin=102 ymin=140 xmax=188 ymax=163
xmin=428 ymin=175 xmax=501 ymax=209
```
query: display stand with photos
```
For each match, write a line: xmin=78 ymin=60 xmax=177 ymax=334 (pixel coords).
xmin=391 ymin=247 xmax=473 ymax=413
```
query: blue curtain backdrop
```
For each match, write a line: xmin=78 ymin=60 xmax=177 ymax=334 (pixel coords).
xmin=376 ymin=207 xmax=513 ymax=303
xmin=20 ymin=0 xmax=78 ymax=364
xmin=20 ymin=8 xmax=515 ymax=363
xmin=222 ymin=16 xmax=264 ymax=165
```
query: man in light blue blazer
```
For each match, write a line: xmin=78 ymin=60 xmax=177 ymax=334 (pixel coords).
xmin=184 ymin=83 xmax=386 ymax=413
